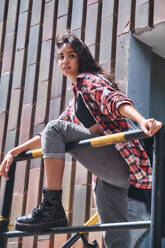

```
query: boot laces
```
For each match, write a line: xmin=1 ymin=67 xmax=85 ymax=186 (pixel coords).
xmin=31 ymin=190 xmax=51 ymax=216
xmin=31 ymin=189 xmax=61 ymax=217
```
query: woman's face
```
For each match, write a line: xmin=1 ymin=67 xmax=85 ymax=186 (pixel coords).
xmin=57 ymin=44 xmax=79 ymax=82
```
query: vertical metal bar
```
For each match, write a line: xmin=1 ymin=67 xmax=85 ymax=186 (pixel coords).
xmin=62 ymin=233 xmax=81 ymax=248
xmin=0 ymin=161 xmax=16 ymax=248
xmin=162 ymin=131 xmax=165 ymax=238
xmin=80 ymin=234 xmax=98 ymax=248
xmin=150 ymin=127 xmax=164 ymax=248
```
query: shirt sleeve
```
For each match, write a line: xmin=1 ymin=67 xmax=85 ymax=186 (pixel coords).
xmin=100 ymin=87 xmax=134 ymax=119
xmin=58 ymin=99 xmax=80 ymax=124
xmin=58 ymin=105 xmax=73 ymax=122
xmin=88 ymin=85 xmax=134 ymax=120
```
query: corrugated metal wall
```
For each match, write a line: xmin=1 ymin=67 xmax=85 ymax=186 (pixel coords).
xmin=0 ymin=0 xmax=163 ymax=247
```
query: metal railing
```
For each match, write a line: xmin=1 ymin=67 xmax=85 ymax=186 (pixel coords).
xmin=0 ymin=128 xmax=164 ymax=248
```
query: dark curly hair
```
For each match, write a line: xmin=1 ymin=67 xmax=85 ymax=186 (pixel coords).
xmin=56 ymin=30 xmax=118 ymax=90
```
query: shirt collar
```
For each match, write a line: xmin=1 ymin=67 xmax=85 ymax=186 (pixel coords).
xmin=76 ymin=72 xmax=86 ymax=79
xmin=70 ymin=72 xmax=87 ymax=90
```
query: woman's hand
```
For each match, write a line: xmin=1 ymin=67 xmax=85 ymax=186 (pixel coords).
xmin=89 ymin=124 xmax=103 ymax=135
xmin=139 ymin=118 xmax=162 ymax=136
xmin=0 ymin=135 xmax=41 ymax=179
xmin=118 ymin=104 xmax=162 ymax=136
xmin=0 ymin=152 xmax=14 ymax=180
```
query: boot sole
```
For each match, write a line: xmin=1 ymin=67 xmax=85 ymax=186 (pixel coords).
xmin=15 ymin=218 xmax=68 ymax=232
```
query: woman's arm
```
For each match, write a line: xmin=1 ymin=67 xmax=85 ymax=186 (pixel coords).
xmin=0 ymin=135 xmax=41 ymax=180
xmin=118 ymin=103 xmax=162 ymax=136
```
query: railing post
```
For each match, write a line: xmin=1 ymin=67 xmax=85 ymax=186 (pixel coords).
xmin=150 ymin=127 xmax=164 ymax=248
xmin=0 ymin=129 xmax=155 ymax=247
xmin=0 ymin=161 xmax=16 ymax=248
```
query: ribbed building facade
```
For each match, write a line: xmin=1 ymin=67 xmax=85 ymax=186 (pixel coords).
xmin=0 ymin=0 xmax=165 ymax=247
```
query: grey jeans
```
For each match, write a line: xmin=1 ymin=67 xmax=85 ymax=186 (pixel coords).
xmin=94 ymin=179 xmax=150 ymax=248
xmin=41 ymin=119 xmax=141 ymax=247
xmin=41 ymin=119 xmax=130 ymax=189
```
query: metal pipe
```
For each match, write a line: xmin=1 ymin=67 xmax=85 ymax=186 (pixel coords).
xmin=2 ymin=220 xmax=151 ymax=238
xmin=0 ymin=161 xmax=16 ymax=248
xmin=0 ymin=129 xmax=149 ymax=170
xmin=0 ymin=128 xmax=151 ymax=247
xmin=62 ymin=213 xmax=99 ymax=248
xmin=62 ymin=233 xmax=81 ymax=248
xmin=150 ymin=128 xmax=164 ymax=248
xmin=65 ymin=129 xmax=148 ymax=151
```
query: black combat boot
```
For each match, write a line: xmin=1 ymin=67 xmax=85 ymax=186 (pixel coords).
xmin=15 ymin=187 xmax=68 ymax=232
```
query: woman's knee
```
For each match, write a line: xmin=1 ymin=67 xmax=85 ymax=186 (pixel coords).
xmin=43 ymin=119 xmax=65 ymax=136
xmin=41 ymin=120 xmax=67 ymax=155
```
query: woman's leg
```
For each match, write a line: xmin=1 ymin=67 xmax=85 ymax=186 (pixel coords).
xmin=15 ymin=120 xmax=96 ymax=231
xmin=71 ymin=141 xmax=130 ymax=190
xmin=42 ymin=119 xmax=98 ymax=188
xmin=44 ymin=158 xmax=65 ymax=190
xmin=128 ymin=198 xmax=150 ymax=248
xmin=94 ymin=179 xmax=131 ymax=248
xmin=70 ymin=137 xmax=130 ymax=247
xmin=14 ymin=119 xmax=129 ymax=237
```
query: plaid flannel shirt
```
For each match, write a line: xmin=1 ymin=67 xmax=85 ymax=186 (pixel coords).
xmin=59 ymin=72 xmax=152 ymax=189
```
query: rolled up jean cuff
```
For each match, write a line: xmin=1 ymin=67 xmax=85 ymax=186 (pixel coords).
xmin=43 ymin=152 xmax=65 ymax=159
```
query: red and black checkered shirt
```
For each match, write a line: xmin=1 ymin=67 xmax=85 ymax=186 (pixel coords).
xmin=59 ymin=73 xmax=152 ymax=189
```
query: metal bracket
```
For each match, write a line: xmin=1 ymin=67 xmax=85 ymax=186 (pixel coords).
xmin=80 ymin=234 xmax=99 ymax=248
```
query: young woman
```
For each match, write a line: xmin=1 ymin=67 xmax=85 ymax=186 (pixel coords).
xmin=0 ymin=31 xmax=162 ymax=247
